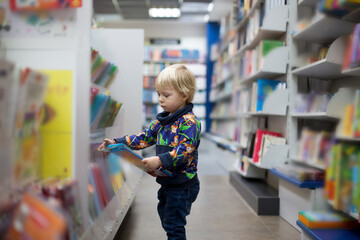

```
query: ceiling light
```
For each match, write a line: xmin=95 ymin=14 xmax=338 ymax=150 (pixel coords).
xmin=149 ymin=8 xmax=181 ymax=18
xmin=204 ymin=14 xmax=209 ymax=22
xmin=207 ymin=2 xmax=214 ymax=12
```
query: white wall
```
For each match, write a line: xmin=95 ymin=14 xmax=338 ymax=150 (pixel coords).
xmin=102 ymin=20 xmax=206 ymax=39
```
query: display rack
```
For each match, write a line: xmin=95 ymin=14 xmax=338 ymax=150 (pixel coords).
xmin=208 ymin=1 xmax=290 ymax=216
xmin=280 ymin=0 xmax=360 ymax=233
xmin=1 ymin=1 xmax=92 ymax=235
xmin=83 ymin=28 xmax=144 ymax=239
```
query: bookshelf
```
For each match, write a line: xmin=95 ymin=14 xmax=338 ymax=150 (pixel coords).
xmin=207 ymin=0 xmax=290 ymax=215
xmin=0 ymin=1 xmax=92 ymax=238
xmin=284 ymin=0 xmax=360 ymax=233
xmin=0 ymin=1 xmax=144 ymax=237
xmin=143 ymin=39 xmax=207 ymax=130
xmin=209 ymin=0 xmax=360 ymax=231
xmin=83 ymin=28 xmax=144 ymax=240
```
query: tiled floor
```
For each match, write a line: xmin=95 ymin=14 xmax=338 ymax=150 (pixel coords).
xmin=115 ymin=139 xmax=300 ymax=240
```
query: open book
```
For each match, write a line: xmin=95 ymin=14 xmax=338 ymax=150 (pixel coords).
xmin=102 ymin=143 xmax=172 ymax=177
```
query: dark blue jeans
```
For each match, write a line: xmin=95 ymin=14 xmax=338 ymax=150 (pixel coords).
xmin=157 ymin=182 xmax=200 ymax=240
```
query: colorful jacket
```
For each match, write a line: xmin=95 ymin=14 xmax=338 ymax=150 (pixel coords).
xmin=114 ymin=103 xmax=201 ymax=188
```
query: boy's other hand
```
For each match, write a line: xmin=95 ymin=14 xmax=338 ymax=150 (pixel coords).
xmin=142 ymin=156 xmax=162 ymax=171
xmin=97 ymin=138 xmax=116 ymax=151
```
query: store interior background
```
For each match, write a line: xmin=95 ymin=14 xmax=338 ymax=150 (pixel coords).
xmin=1 ymin=0 xmax=360 ymax=239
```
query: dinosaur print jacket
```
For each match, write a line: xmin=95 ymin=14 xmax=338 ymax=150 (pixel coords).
xmin=114 ymin=103 xmax=201 ymax=188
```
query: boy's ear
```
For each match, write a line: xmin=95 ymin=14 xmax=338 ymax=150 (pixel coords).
xmin=182 ymin=93 xmax=189 ymax=102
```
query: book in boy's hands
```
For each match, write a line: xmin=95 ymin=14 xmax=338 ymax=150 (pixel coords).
xmin=299 ymin=210 xmax=359 ymax=229
xmin=103 ymin=143 xmax=172 ymax=177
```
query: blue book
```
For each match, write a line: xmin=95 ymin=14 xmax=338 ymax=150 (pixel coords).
xmin=256 ymin=79 xmax=281 ymax=112
xmin=102 ymin=143 xmax=172 ymax=177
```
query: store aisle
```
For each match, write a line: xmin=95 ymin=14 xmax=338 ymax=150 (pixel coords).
xmin=115 ymin=139 xmax=300 ymax=240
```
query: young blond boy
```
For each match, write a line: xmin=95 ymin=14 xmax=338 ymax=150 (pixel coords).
xmin=98 ymin=64 xmax=201 ymax=240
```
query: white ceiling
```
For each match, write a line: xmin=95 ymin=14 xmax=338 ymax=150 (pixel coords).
xmin=94 ymin=0 xmax=233 ymax=23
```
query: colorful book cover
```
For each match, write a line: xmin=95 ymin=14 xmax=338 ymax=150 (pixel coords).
xmin=325 ymin=144 xmax=338 ymax=201
xmin=353 ymin=90 xmax=360 ymax=137
xmin=5 ymin=192 xmax=68 ymax=240
xmin=105 ymin=144 xmax=173 ymax=177
xmin=299 ymin=210 xmax=359 ymax=229
xmin=108 ymin=153 xmax=125 ymax=194
xmin=40 ymin=70 xmax=73 ymax=179
xmin=55 ymin=179 xmax=84 ymax=239
xmin=252 ymin=129 xmax=282 ymax=163
xmin=10 ymin=0 xmax=82 ymax=11
xmin=334 ymin=144 xmax=354 ymax=212
xmin=259 ymin=40 xmax=284 ymax=69
xmin=255 ymin=78 xmax=281 ymax=112
xmin=88 ymin=167 xmax=102 ymax=216
xmin=343 ymin=104 xmax=354 ymax=137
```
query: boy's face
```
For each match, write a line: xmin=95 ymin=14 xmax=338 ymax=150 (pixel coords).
xmin=156 ymin=85 xmax=187 ymax=114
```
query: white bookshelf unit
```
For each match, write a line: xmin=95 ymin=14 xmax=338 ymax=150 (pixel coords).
xmin=0 ymin=1 xmax=144 ymax=237
xmin=209 ymin=1 xmax=360 ymax=234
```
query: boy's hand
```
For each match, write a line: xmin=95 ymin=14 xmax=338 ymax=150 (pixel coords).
xmin=142 ymin=156 xmax=162 ymax=171
xmin=97 ymin=138 xmax=116 ymax=151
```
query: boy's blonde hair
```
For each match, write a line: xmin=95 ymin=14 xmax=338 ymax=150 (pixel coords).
xmin=155 ymin=64 xmax=197 ymax=103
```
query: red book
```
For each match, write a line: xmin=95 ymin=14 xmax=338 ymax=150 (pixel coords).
xmin=252 ymin=129 xmax=282 ymax=163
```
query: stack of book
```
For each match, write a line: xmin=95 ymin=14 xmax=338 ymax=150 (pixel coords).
xmin=276 ymin=164 xmax=325 ymax=182
xmin=325 ymin=143 xmax=360 ymax=219
xmin=319 ymin=0 xmax=360 ymax=17
xmin=91 ymin=48 xmax=118 ymax=88
xmin=3 ymin=178 xmax=85 ymax=239
xmin=299 ymin=210 xmax=359 ymax=229
xmin=343 ymin=23 xmax=360 ymax=71
xmin=90 ymin=87 xmax=122 ymax=130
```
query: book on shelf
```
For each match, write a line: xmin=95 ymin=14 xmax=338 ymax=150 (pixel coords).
xmin=9 ymin=0 xmax=82 ymax=11
xmin=298 ymin=128 xmax=333 ymax=166
xmin=353 ymin=90 xmax=360 ymax=137
xmin=252 ymin=129 xmax=282 ymax=163
xmin=255 ymin=78 xmax=281 ymax=112
xmin=258 ymin=40 xmax=284 ymax=69
xmin=276 ymin=164 xmax=325 ymax=182
xmin=333 ymin=143 xmax=360 ymax=215
xmin=90 ymin=88 xmax=122 ymax=130
xmin=299 ymin=210 xmax=359 ymax=229
xmin=5 ymin=191 xmax=68 ymax=239
xmin=41 ymin=178 xmax=85 ymax=239
xmin=103 ymin=143 xmax=173 ymax=177
xmin=91 ymin=48 xmax=118 ymax=88
xmin=319 ymin=0 xmax=360 ymax=16
xmin=258 ymin=134 xmax=286 ymax=163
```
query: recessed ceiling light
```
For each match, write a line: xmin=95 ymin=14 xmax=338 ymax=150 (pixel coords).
xmin=207 ymin=2 xmax=214 ymax=12
xmin=149 ymin=8 xmax=181 ymax=18
xmin=204 ymin=14 xmax=209 ymax=22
